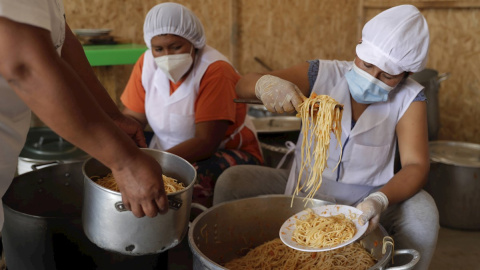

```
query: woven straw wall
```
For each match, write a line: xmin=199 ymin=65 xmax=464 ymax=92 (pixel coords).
xmin=63 ymin=0 xmax=480 ymax=143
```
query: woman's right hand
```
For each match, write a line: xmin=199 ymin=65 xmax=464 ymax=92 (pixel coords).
xmin=255 ymin=75 xmax=306 ymax=113
xmin=112 ymin=151 xmax=168 ymax=218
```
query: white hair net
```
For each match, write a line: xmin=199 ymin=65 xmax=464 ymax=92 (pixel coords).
xmin=356 ymin=5 xmax=430 ymax=74
xmin=143 ymin=2 xmax=206 ymax=49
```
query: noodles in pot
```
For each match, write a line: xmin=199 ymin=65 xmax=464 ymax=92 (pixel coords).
xmin=225 ymin=238 xmax=376 ymax=270
xmin=292 ymin=208 xmax=356 ymax=249
xmin=92 ymin=173 xmax=185 ymax=194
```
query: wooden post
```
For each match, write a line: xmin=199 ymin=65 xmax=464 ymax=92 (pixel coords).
xmin=230 ymin=0 xmax=240 ymax=70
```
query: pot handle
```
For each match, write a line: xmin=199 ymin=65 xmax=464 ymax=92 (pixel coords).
xmin=191 ymin=202 xmax=208 ymax=212
xmin=188 ymin=203 xmax=209 ymax=227
xmin=114 ymin=197 xmax=184 ymax=212
xmin=385 ymin=249 xmax=421 ymax=270
xmin=31 ymin=160 xmax=63 ymax=171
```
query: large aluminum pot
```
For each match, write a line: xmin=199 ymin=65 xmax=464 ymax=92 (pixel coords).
xmin=82 ymin=148 xmax=196 ymax=255
xmin=17 ymin=127 xmax=90 ymax=175
xmin=425 ymin=140 xmax=480 ymax=230
xmin=411 ymin=69 xmax=449 ymax=141
xmin=2 ymin=162 xmax=168 ymax=270
xmin=188 ymin=195 xmax=419 ymax=270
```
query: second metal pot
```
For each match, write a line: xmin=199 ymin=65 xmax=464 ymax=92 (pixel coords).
xmin=188 ymin=195 xmax=419 ymax=270
xmin=82 ymin=148 xmax=196 ymax=255
xmin=425 ymin=140 xmax=480 ymax=230
xmin=18 ymin=127 xmax=90 ymax=175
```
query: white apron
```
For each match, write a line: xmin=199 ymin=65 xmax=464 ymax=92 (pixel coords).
xmin=0 ymin=0 xmax=65 ymax=229
xmin=142 ymin=46 xmax=250 ymax=151
xmin=285 ymin=60 xmax=423 ymax=205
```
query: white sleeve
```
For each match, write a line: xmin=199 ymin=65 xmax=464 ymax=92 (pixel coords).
xmin=0 ymin=0 xmax=52 ymax=31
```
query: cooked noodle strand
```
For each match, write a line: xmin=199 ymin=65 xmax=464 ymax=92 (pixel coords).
xmin=225 ymin=238 xmax=376 ymax=270
xmin=295 ymin=94 xmax=343 ymax=204
xmin=292 ymin=208 xmax=356 ymax=248
xmin=92 ymin=173 xmax=185 ymax=194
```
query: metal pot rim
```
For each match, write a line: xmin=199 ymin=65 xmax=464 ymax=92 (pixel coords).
xmin=83 ymin=168 xmax=195 ymax=196
xmin=429 ymin=140 xmax=480 ymax=168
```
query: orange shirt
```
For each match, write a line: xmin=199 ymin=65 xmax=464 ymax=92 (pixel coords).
xmin=121 ymin=53 xmax=263 ymax=163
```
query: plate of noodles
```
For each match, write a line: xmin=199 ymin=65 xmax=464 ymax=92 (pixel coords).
xmin=279 ymin=204 xmax=368 ymax=252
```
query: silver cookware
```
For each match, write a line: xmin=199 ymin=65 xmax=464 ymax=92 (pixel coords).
xmin=17 ymin=127 xmax=89 ymax=175
xmin=425 ymin=140 xmax=480 ymax=230
xmin=2 ymin=162 xmax=168 ymax=270
xmin=82 ymin=148 xmax=196 ymax=255
xmin=188 ymin=195 xmax=419 ymax=270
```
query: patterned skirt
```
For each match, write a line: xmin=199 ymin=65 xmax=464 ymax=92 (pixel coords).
xmin=191 ymin=149 xmax=261 ymax=207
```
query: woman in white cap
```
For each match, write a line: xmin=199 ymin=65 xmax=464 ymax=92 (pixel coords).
xmin=214 ymin=4 xmax=438 ymax=269
xmin=121 ymin=2 xmax=263 ymax=207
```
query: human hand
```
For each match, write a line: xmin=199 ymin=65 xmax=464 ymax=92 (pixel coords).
xmin=356 ymin=191 xmax=389 ymax=234
xmin=112 ymin=151 xmax=168 ymax=218
xmin=111 ymin=114 xmax=147 ymax=148
xmin=255 ymin=75 xmax=305 ymax=113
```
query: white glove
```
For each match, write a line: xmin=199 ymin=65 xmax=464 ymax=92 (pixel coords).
xmin=356 ymin=191 xmax=389 ymax=234
xmin=255 ymin=75 xmax=305 ymax=113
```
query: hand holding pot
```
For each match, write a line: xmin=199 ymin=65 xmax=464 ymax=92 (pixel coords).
xmin=356 ymin=191 xmax=389 ymax=234
xmin=112 ymin=152 xmax=168 ymax=217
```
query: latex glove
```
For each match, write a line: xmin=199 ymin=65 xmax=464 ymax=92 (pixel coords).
xmin=255 ymin=75 xmax=305 ymax=113
xmin=356 ymin=191 xmax=389 ymax=234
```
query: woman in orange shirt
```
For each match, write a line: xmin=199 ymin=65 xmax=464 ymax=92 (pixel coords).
xmin=121 ymin=2 xmax=263 ymax=207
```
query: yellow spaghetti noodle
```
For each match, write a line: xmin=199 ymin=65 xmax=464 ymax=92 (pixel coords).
xmin=292 ymin=208 xmax=356 ymax=249
xmin=224 ymin=238 xmax=376 ymax=270
xmin=92 ymin=173 xmax=185 ymax=194
xmin=295 ymin=94 xmax=343 ymax=203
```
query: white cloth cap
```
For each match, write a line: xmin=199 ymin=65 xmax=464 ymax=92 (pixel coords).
xmin=356 ymin=5 xmax=429 ymax=75
xmin=143 ymin=2 xmax=206 ymax=49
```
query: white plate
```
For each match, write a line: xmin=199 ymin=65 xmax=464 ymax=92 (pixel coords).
xmin=279 ymin=204 xmax=368 ymax=252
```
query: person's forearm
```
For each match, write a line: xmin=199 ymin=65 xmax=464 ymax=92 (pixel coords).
xmin=122 ymin=107 xmax=148 ymax=129
xmin=379 ymin=163 xmax=429 ymax=205
xmin=235 ymin=73 xmax=263 ymax=99
xmin=167 ymin=137 xmax=219 ymax=163
xmin=61 ymin=23 xmax=122 ymax=118
xmin=0 ymin=23 xmax=139 ymax=171
xmin=235 ymin=63 xmax=311 ymax=99
xmin=19 ymin=60 xmax=139 ymax=170
xmin=166 ymin=121 xmax=229 ymax=163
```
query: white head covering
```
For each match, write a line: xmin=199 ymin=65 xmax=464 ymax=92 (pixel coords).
xmin=143 ymin=2 xmax=206 ymax=49
xmin=356 ymin=5 xmax=429 ymax=75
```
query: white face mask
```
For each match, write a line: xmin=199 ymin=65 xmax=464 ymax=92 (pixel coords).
xmin=154 ymin=46 xmax=194 ymax=83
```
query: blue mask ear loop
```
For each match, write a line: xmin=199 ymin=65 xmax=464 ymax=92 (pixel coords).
xmin=336 ymin=136 xmax=349 ymax=182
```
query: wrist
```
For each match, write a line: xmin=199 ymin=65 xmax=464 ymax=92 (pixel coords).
xmin=364 ymin=191 xmax=389 ymax=212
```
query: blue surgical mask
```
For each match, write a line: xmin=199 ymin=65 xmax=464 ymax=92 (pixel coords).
xmin=345 ymin=63 xmax=394 ymax=104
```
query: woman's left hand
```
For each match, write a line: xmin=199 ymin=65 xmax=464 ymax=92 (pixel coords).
xmin=111 ymin=114 xmax=147 ymax=148
xmin=356 ymin=191 xmax=389 ymax=234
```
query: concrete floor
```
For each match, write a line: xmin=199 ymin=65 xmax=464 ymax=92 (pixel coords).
xmin=429 ymin=227 xmax=480 ymax=270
